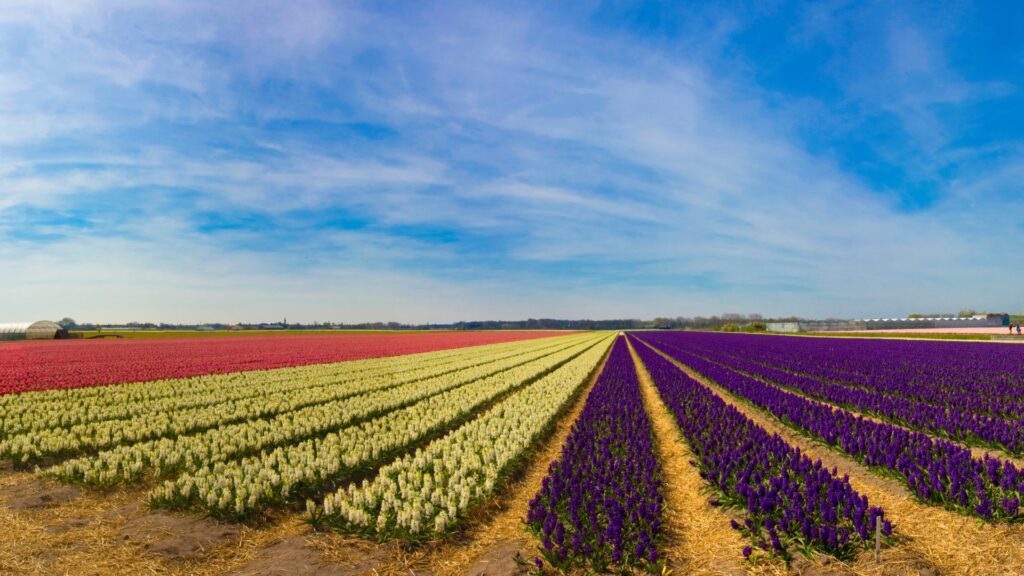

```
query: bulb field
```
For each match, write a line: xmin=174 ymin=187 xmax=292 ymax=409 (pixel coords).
xmin=0 ymin=331 xmax=565 ymax=393
xmin=5 ymin=331 xmax=1024 ymax=575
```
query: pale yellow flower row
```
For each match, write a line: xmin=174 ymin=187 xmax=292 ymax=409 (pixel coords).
xmin=321 ymin=333 xmax=615 ymax=537
xmin=2 ymin=335 xmax=588 ymax=462
xmin=147 ymin=333 xmax=612 ymax=516
xmin=44 ymin=334 xmax=597 ymax=483
xmin=1 ymin=335 xmax=576 ymax=437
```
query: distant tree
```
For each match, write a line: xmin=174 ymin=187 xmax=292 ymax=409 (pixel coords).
xmin=959 ymin=308 xmax=977 ymax=318
xmin=908 ymin=313 xmax=922 ymax=318
xmin=57 ymin=317 xmax=77 ymax=329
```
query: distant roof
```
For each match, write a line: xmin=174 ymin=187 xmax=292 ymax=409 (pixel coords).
xmin=0 ymin=321 xmax=63 ymax=338
xmin=862 ymin=316 xmax=1004 ymax=322
xmin=0 ymin=322 xmax=33 ymax=334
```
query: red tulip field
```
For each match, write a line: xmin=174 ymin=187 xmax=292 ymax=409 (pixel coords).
xmin=0 ymin=331 xmax=562 ymax=394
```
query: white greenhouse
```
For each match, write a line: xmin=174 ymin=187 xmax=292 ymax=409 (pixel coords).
xmin=0 ymin=321 xmax=68 ymax=341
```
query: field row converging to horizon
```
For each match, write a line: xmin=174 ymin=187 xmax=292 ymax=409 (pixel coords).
xmin=0 ymin=330 xmax=568 ymax=393
xmin=5 ymin=330 xmax=1024 ymax=573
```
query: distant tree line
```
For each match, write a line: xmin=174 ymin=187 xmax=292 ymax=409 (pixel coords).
xmin=56 ymin=314 xmax=798 ymax=331
xmin=452 ymin=314 xmax=798 ymax=331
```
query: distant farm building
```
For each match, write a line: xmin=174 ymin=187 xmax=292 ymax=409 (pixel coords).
xmin=767 ymin=314 xmax=1010 ymax=333
xmin=0 ymin=321 xmax=69 ymax=341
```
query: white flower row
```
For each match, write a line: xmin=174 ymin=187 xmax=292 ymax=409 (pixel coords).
xmin=320 ymin=334 xmax=614 ymax=537
xmin=1 ymin=335 xmax=587 ymax=461
xmin=1 ymin=336 xmax=574 ymax=437
xmin=147 ymin=334 xmax=612 ymax=516
xmin=43 ymin=335 xmax=598 ymax=481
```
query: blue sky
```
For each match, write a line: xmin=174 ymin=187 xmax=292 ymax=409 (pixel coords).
xmin=2 ymin=1 xmax=1023 ymax=323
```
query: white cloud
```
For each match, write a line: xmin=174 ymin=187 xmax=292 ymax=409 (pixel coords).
xmin=0 ymin=2 xmax=1021 ymax=321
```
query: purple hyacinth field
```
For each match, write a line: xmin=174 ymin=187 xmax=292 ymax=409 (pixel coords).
xmin=10 ymin=4 xmax=1024 ymax=575
xmin=527 ymin=336 xmax=664 ymax=573
xmin=10 ymin=330 xmax=1024 ymax=575
xmin=634 ymin=331 xmax=1024 ymax=521
xmin=629 ymin=335 xmax=889 ymax=561
xmin=514 ymin=331 xmax=1024 ymax=574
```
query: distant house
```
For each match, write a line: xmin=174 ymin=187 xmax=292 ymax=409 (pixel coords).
xmin=0 ymin=321 xmax=69 ymax=341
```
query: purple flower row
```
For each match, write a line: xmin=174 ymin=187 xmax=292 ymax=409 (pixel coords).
xmin=526 ymin=336 xmax=664 ymax=572
xmin=673 ymin=336 xmax=1024 ymax=454
xmin=629 ymin=335 xmax=887 ymax=560
xmin=528 ymin=336 xmax=663 ymax=569
xmin=636 ymin=332 xmax=1024 ymax=521
xmin=680 ymin=332 xmax=1024 ymax=420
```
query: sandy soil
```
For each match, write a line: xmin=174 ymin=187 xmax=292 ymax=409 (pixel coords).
xmin=628 ymin=338 xmax=751 ymax=575
xmin=636 ymin=338 xmax=1024 ymax=576
xmin=706 ymin=349 xmax=1024 ymax=469
xmin=376 ymin=336 xmax=613 ymax=576
xmin=0 ymin=342 xmax=614 ymax=576
xmin=7 ymin=336 xmax=1022 ymax=575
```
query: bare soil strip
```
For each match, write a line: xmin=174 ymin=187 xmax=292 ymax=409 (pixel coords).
xmin=0 ymin=339 xmax=612 ymax=576
xmin=369 ymin=335 xmax=614 ymax=576
xmin=0 ymin=468 xmax=317 ymax=576
xmin=0 ymin=465 xmax=431 ymax=576
xmin=637 ymin=338 xmax=1024 ymax=576
xmin=627 ymin=338 xmax=752 ymax=576
xmin=688 ymin=347 xmax=1024 ymax=468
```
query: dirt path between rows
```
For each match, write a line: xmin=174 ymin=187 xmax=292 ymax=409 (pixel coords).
xmin=0 ymin=466 xmax=320 ymax=576
xmin=0 ymin=336 xmax=615 ymax=576
xmin=635 ymin=337 xmax=1024 ymax=576
xmin=369 ymin=334 xmax=614 ymax=576
xmin=689 ymin=347 xmax=1024 ymax=469
xmin=627 ymin=338 xmax=752 ymax=575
